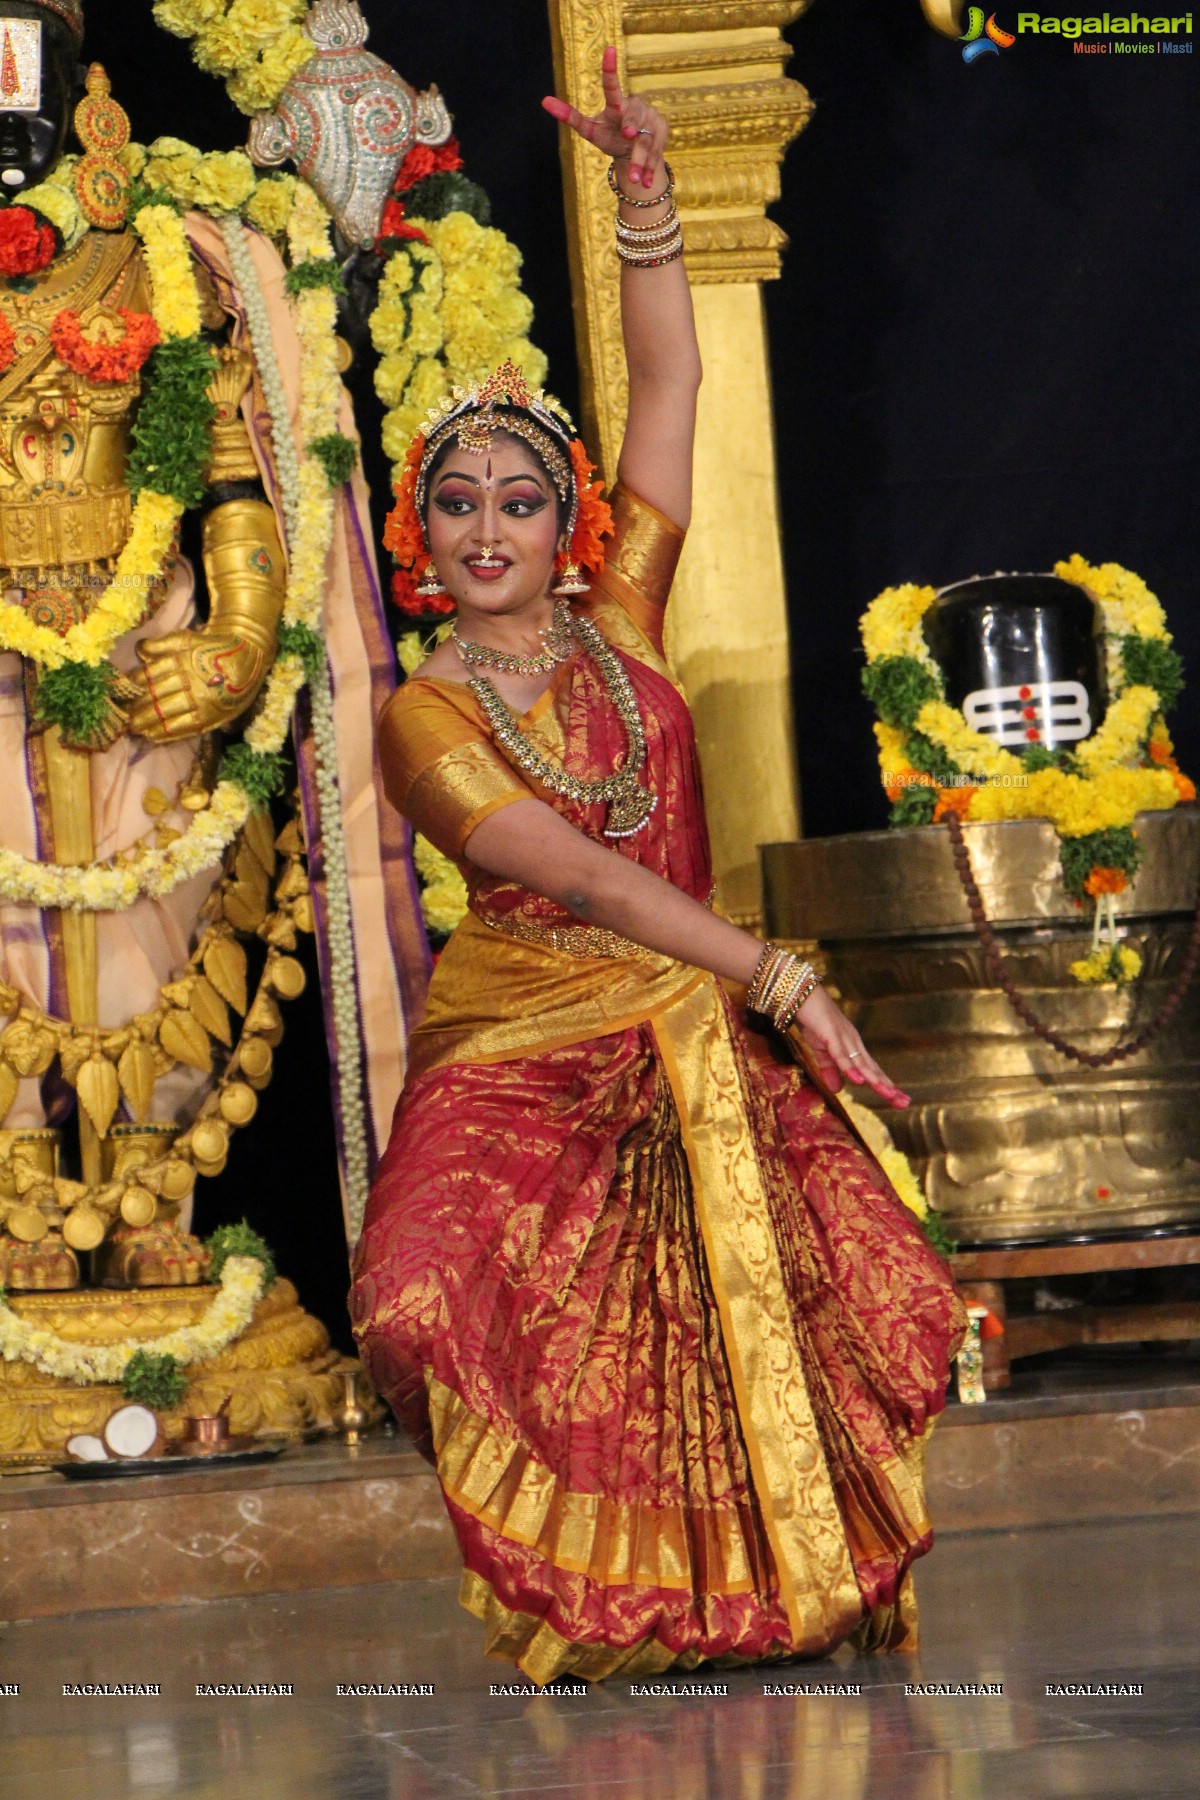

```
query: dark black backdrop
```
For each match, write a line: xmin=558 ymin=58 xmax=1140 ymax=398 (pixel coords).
xmin=768 ymin=2 xmax=1199 ymax=838
xmin=81 ymin=6 xmax=1198 ymax=1342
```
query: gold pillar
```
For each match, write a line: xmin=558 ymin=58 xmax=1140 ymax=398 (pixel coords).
xmin=548 ymin=0 xmax=814 ymax=922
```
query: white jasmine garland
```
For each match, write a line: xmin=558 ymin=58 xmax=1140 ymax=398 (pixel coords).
xmin=0 ymin=1256 xmax=265 ymax=1386
xmin=229 ymin=205 xmax=370 ymax=1240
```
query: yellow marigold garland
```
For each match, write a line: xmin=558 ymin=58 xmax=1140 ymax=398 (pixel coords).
xmin=0 ymin=186 xmax=342 ymax=914
xmin=860 ymin=557 xmax=1194 ymax=986
xmin=153 ymin=0 xmax=315 ymax=118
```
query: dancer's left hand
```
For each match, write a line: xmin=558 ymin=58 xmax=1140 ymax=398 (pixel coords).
xmin=792 ymin=985 xmax=911 ymax=1109
xmin=542 ymin=45 xmax=669 ymax=189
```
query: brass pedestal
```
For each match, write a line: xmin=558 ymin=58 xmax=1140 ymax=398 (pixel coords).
xmin=762 ymin=808 xmax=1200 ymax=1245
xmin=0 ymin=1277 xmax=383 ymax=1470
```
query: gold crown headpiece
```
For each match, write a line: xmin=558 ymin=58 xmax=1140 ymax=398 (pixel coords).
xmin=413 ymin=360 xmax=579 ymax=527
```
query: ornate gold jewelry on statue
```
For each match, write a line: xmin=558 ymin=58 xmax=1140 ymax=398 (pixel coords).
xmin=746 ymin=942 xmax=823 ymax=1030
xmin=415 ymin=559 xmax=446 ymax=598
xmin=72 ymin=65 xmax=132 ymax=232
xmin=451 ymin=599 xmax=575 ymax=677
xmin=607 ymin=158 xmax=675 ymax=207
xmin=470 ymin=611 xmax=656 ymax=839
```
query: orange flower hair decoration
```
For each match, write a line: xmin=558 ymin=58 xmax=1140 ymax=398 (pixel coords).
xmin=383 ymin=360 xmax=614 ymax=584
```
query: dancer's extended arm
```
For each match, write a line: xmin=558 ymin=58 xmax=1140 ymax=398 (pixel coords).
xmin=543 ymin=47 xmax=701 ymax=531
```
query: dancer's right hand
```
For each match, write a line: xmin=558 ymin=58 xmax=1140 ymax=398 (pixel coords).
xmin=792 ymin=985 xmax=911 ymax=1108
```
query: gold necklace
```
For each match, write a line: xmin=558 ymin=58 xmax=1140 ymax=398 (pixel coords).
xmin=452 ymin=598 xmax=576 ymax=678
xmin=470 ymin=612 xmax=657 ymax=839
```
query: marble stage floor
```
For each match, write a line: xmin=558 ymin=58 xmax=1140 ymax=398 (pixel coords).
xmin=1 ymin=1513 xmax=1196 ymax=1800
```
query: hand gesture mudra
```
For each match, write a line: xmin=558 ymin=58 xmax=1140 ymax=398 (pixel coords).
xmin=543 ymin=45 xmax=668 ymax=190
xmin=792 ymin=984 xmax=911 ymax=1111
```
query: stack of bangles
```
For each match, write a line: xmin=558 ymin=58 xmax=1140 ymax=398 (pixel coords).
xmin=745 ymin=942 xmax=823 ymax=1031
xmin=609 ymin=158 xmax=684 ymax=268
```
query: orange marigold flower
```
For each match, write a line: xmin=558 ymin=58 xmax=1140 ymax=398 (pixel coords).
xmin=933 ymin=786 xmax=975 ymax=822
xmin=383 ymin=431 xmax=430 ymax=572
xmin=1173 ymin=771 xmax=1196 ymax=803
xmin=565 ymin=437 xmax=614 ymax=576
xmin=1083 ymin=866 xmax=1129 ymax=897
xmin=0 ymin=311 xmax=14 ymax=374
xmin=50 ymin=307 xmax=160 ymax=383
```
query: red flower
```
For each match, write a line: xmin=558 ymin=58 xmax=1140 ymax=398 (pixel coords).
xmin=378 ymin=196 xmax=428 ymax=246
xmin=394 ymin=139 xmax=463 ymax=194
xmin=0 ymin=206 xmax=57 ymax=277
xmin=1025 ymin=727 xmax=1040 ymax=741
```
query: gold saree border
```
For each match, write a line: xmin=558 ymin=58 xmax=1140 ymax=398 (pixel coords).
xmin=651 ymin=977 xmax=865 ymax=1654
xmin=428 ymin=1374 xmax=759 ymax=1597
xmin=407 ymin=909 xmax=708 ymax=1075
xmin=460 ymin=1568 xmax=690 ymax=1686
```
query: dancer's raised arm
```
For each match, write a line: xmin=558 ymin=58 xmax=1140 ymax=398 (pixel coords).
xmin=543 ymin=46 xmax=701 ymax=530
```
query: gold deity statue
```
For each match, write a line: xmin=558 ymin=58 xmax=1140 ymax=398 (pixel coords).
xmin=0 ymin=1 xmax=418 ymax=1303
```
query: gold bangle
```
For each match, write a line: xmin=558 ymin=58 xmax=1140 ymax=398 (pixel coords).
xmin=774 ymin=969 xmax=822 ymax=1031
xmin=746 ymin=943 xmax=786 ymax=1014
xmin=607 ymin=158 xmax=675 ymax=207
xmin=616 ymin=205 xmax=680 ymax=239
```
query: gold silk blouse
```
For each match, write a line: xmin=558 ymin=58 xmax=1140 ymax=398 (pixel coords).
xmin=376 ymin=483 xmax=709 ymax=1074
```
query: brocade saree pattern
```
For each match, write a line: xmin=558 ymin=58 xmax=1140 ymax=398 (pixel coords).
xmin=350 ymin=486 xmax=966 ymax=1683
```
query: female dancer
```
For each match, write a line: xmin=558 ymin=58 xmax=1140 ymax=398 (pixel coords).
xmin=350 ymin=50 xmax=965 ymax=1686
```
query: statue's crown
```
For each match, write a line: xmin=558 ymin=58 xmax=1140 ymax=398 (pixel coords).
xmin=25 ymin=0 xmax=83 ymax=43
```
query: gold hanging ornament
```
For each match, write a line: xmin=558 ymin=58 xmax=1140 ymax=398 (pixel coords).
xmin=72 ymin=64 xmax=133 ymax=231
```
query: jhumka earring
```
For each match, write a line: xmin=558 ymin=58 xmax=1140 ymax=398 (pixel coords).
xmin=416 ymin=559 xmax=446 ymax=598
xmin=551 ymin=557 xmax=589 ymax=598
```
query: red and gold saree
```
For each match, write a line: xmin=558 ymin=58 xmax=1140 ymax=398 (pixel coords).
xmin=350 ymin=486 xmax=966 ymax=1685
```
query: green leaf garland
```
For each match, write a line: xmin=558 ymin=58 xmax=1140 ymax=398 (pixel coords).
xmin=34 ymin=661 xmax=120 ymax=741
xmin=122 ymin=1348 xmax=189 ymax=1409
xmin=204 ymin=1220 xmax=276 ymax=1290
xmin=128 ymin=336 xmax=218 ymax=510
xmin=308 ymin=432 xmax=359 ymax=488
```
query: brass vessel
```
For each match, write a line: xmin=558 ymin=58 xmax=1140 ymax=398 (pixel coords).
xmin=762 ymin=809 xmax=1200 ymax=1245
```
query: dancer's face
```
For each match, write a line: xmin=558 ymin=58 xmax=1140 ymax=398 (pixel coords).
xmin=426 ymin=433 xmax=565 ymax=623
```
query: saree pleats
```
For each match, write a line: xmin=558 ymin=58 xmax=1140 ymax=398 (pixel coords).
xmin=349 ymin=976 xmax=965 ymax=1683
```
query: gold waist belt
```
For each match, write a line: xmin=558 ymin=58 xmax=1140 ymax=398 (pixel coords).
xmin=474 ymin=887 xmax=715 ymax=962
xmin=0 ymin=488 xmax=133 ymax=575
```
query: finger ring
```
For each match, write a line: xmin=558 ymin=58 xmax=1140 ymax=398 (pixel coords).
xmin=846 ymin=1052 xmax=864 ymax=1062
xmin=637 ymin=127 xmax=652 ymax=135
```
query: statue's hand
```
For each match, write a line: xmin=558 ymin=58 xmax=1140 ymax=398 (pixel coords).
xmin=127 ymin=629 xmax=271 ymax=743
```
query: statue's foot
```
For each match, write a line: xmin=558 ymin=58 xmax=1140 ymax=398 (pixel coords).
xmin=95 ymin=1224 xmax=211 ymax=1290
xmin=0 ymin=1231 xmax=80 ymax=1292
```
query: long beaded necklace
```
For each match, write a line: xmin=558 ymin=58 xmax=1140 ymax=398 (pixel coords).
xmin=468 ymin=611 xmax=658 ymax=839
xmin=452 ymin=598 xmax=576 ymax=677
